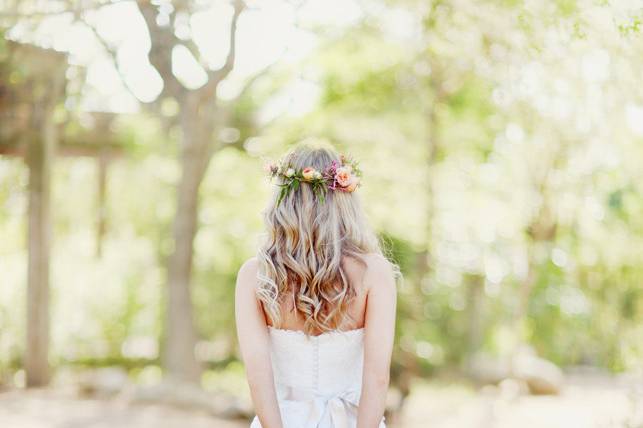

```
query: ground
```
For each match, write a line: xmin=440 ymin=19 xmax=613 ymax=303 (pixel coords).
xmin=0 ymin=375 xmax=641 ymax=428
xmin=0 ymin=388 xmax=247 ymax=428
xmin=395 ymin=375 xmax=643 ymax=428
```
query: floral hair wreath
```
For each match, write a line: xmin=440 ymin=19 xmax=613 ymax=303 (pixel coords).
xmin=264 ymin=154 xmax=362 ymax=206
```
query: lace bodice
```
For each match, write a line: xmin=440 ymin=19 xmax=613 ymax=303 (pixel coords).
xmin=249 ymin=326 xmax=386 ymax=428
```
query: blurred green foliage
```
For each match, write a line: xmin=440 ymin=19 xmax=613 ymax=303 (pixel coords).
xmin=1 ymin=0 xmax=642 ymax=384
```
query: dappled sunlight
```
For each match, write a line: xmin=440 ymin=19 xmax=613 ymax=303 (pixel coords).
xmin=1 ymin=0 xmax=643 ymax=426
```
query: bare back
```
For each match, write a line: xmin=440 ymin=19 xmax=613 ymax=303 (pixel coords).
xmin=263 ymin=255 xmax=370 ymax=334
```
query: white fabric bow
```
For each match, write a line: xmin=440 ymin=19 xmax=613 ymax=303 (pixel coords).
xmin=281 ymin=385 xmax=361 ymax=428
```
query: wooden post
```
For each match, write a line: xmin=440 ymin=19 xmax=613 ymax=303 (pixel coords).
xmin=25 ymin=106 xmax=54 ymax=387
xmin=96 ymin=148 xmax=108 ymax=258
xmin=24 ymin=59 xmax=66 ymax=388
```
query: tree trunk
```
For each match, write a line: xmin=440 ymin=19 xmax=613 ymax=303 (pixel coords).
xmin=415 ymin=1 xmax=446 ymax=282
xmin=415 ymin=75 xmax=442 ymax=283
xmin=513 ymin=202 xmax=557 ymax=346
xmin=162 ymin=96 xmax=214 ymax=383
xmin=465 ymin=273 xmax=485 ymax=357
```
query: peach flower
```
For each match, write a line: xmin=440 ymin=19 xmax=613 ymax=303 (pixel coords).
xmin=335 ymin=166 xmax=352 ymax=187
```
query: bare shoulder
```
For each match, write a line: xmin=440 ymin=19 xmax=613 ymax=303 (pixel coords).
xmin=363 ymin=252 xmax=394 ymax=275
xmin=236 ymin=257 xmax=260 ymax=292
xmin=361 ymin=253 xmax=396 ymax=293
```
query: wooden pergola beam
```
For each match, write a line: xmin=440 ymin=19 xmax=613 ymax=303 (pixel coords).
xmin=1 ymin=110 xmax=125 ymax=159
xmin=0 ymin=140 xmax=125 ymax=158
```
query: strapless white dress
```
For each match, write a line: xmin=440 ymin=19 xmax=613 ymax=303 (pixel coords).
xmin=250 ymin=326 xmax=386 ymax=428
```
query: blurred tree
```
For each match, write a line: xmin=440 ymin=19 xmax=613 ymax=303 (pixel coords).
xmin=82 ymin=0 xmax=272 ymax=383
xmin=128 ymin=0 xmax=244 ymax=383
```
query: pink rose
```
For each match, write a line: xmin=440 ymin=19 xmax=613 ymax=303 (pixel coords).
xmin=264 ymin=162 xmax=277 ymax=175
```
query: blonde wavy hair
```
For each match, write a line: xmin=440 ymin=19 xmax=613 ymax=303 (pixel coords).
xmin=256 ymin=144 xmax=390 ymax=335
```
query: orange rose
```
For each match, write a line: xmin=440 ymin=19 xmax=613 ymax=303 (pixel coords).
xmin=335 ymin=167 xmax=352 ymax=187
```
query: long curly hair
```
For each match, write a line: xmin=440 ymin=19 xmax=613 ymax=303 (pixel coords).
xmin=256 ymin=144 xmax=386 ymax=335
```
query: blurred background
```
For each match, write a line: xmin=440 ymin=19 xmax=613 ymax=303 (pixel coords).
xmin=1 ymin=0 xmax=642 ymax=427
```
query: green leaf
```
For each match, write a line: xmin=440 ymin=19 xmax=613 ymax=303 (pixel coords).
xmin=276 ymin=186 xmax=287 ymax=206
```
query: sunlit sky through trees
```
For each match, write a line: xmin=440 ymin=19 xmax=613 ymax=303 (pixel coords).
xmin=7 ymin=0 xmax=371 ymax=113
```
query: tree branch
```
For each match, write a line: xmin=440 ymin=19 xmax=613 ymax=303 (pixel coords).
xmin=83 ymin=19 xmax=137 ymax=99
xmin=171 ymin=1 xmax=210 ymax=70
xmin=136 ymin=0 xmax=181 ymax=98
xmin=0 ymin=0 xmax=131 ymax=21
xmin=204 ymin=0 xmax=245 ymax=92
xmin=233 ymin=59 xmax=279 ymax=103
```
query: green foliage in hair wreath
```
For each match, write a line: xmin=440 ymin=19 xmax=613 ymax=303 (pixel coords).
xmin=274 ymin=166 xmax=328 ymax=206
xmin=267 ymin=155 xmax=362 ymax=207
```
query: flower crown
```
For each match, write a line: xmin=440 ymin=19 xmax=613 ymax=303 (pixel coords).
xmin=265 ymin=154 xmax=362 ymax=206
